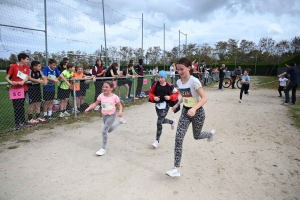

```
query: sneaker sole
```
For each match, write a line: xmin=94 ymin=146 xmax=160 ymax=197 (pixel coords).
xmin=152 ymin=144 xmax=158 ymax=148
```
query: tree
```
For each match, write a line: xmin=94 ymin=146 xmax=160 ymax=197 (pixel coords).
xmin=9 ymin=54 xmax=18 ymax=64
xmin=215 ymin=41 xmax=228 ymax=61
xmin=290 ymin=36 xmax=300 ymax=54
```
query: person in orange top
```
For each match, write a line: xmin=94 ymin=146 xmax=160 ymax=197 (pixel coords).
xmin=191 ymin=60 xmax=200 ymax=79
xmin=70 ymin=65 xmax=85 ymax=113
xmin=5 ymin=53 xmax=30 ymax=130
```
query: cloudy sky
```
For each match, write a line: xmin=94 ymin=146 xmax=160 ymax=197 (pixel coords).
xmin=0 ymin=0 xmax=299 ymax=59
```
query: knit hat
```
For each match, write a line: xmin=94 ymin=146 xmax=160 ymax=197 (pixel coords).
xmin=158 ymin=70 xmax=167 ymax=79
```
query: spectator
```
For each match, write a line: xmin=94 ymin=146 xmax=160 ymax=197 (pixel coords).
xmin=5 ymin=53 xmax=30 ymax=130
xmin=279 ymin=62 xmax=299 ymax=105
xmin=219 ymin=64 xmax=226 ymax=90
xmin=135 ymin=59 xmax=144 ymax=98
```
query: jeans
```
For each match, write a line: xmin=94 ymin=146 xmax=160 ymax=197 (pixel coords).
xmin=135 ymin=77 xmax=143 ymax=97
xmin=285 ymin=82 xmax=298 ymax=104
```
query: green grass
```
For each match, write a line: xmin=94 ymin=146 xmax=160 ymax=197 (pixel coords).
xmin=0 ymin=72 xmax=6 ymax=82
xmin=256 ymin=76 xmax=300 ymax=129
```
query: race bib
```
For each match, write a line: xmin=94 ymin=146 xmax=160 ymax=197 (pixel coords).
xmin=156 ymin=101 xmax=166 ymax=109
xmin=17 ymin=71 xmax=27 ymax=80
xmin=183 ymin=97 xmax=197 ymax=107
xmin=101 ymin=102 xmax=113 ymax=111
xmin=48 ymin=74 xmax=56 ymax=79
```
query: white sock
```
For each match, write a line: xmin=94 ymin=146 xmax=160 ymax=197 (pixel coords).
xmin=44 ymin=112 xmax=47 ymax=116
xmin=48 ymin=110 xmax=52 ymax=116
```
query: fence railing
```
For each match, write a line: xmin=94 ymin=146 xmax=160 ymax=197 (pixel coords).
xmin=0 ymin=72 xmax=225 ymax=134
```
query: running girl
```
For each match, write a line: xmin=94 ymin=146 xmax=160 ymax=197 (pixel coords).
xmin=85 ymin=81 xmax=126 ymax=156
xmin=166 ymin=57 xmax=216 ymax=177
xmin=148 ymin=70 xmax=178 ymax=149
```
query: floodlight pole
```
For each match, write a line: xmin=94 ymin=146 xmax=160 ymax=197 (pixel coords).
xmin=102 ymin=0 xmax=107 ymax=67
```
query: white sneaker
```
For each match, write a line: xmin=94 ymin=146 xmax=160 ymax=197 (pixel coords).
xmin=58 ymin=112 xmax=65 ymax=118
xmin=207 ymin=129 xmax=216 ymax=142
xmin=119 ymin=118 xmax=126 ymax=124
xmin=171 ymin=119 xmax=177 ymax=130
xmin=239 ymin=100 xmax=242 ymax=103
xmin=96 ymin=148 xmax=106 ymax=156
xmin=94 ymin=105 xmax=100 ymax=111
xmin=64 ymin=111 xmax=71 ymax=116
xmin=166 ymin=167 xmax=181 ymax=177
xmin=247 ymin=90 xmax=250 ymax=96
xmin=152 ymin=140 xmax=159 ymax=148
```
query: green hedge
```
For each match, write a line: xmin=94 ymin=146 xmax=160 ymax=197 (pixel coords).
xmin=279 ymin=53 xmax=300 ymax=67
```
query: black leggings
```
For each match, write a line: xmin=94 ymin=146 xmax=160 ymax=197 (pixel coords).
xmin=155 ymin=105 xmax=173 ymax=141
xmin=278 ymin=86 xmax=285 ymax=96
xmin=240 ymin=84 xmax=250 ymax=100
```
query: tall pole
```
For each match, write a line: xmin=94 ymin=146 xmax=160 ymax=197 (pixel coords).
xmin=179 ymin=30 xmax=180 ymax=58
xmin=102 ymin=0 xmax=107 ymax=67
xmin=163 ymin=23 xmax=165 ymax=71
xmin=142 ymin=13 xmax=143 ymax=59
xmin=185 ymin=33 xmax=187 ymax=55
xmin=255 ymin=51 xmax=257 ymax=76
xmin=44 ymin=0 xmax=48 ymax=65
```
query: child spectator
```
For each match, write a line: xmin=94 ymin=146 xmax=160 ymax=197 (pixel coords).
xmin=80 ymin=67 xmax=95 ymax=103
xmin=5 ymin=53 xmax=30 ymax=130
xmin=70 ymin=64 xmax=85 ymax=113
xmin=42 ymin=59 xmax=61 ymax=119
xmin=57 ymin=63 xmax=74 ymax=117
xmin=85 ymin=81 xmax=126 ymax=156
xmin=92 ymin=59 xmax=106 ymax=102
xmin=58 ymin=61 xmax=67 ymax=73
xmin=170 ymin=62 xmax=175 ymax=84
xmin=151 ymin=66 xmax=158 ymax=85
xmin=278 ymin=75 xmax=289 ymax=97
xmin=125 ymin=63 xmax=134 ymax=99
xmin=27 ymin=61 xmax=47 ymax=123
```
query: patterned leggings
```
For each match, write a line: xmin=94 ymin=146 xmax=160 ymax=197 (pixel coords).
xmin=174 ymin=106 xmax=212 ymax=167
xmin=155 ymin=105 xmax=173 ymax=142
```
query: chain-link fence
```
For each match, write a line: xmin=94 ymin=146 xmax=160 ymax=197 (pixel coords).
xmin=0 ymin=75 xmax=152 ymax=134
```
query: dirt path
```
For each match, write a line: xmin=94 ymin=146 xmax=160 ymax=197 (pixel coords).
xmin=1 ymin=77 xmax=299 ymax=200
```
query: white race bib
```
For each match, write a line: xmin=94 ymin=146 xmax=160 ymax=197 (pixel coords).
xmin=17 ymin=71 xmax=27 ymax=80
xmin=101 ymin=102 xmax=113 ymax=111
xmin=156 ymin=101 xmax=166 ymax=109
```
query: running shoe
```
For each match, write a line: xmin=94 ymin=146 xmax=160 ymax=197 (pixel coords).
xmin=166 ymin=167 xmax=180 ymax=177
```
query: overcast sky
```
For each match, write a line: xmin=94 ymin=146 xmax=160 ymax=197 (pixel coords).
xmin=0 ymin=0 xmax=299 ymax=58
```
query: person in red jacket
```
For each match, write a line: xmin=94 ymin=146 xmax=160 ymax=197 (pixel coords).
xmin=5 ymin=53 xmax=30 ymax=130
xmin=148 ymin=70 xmax=178 ymax=149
